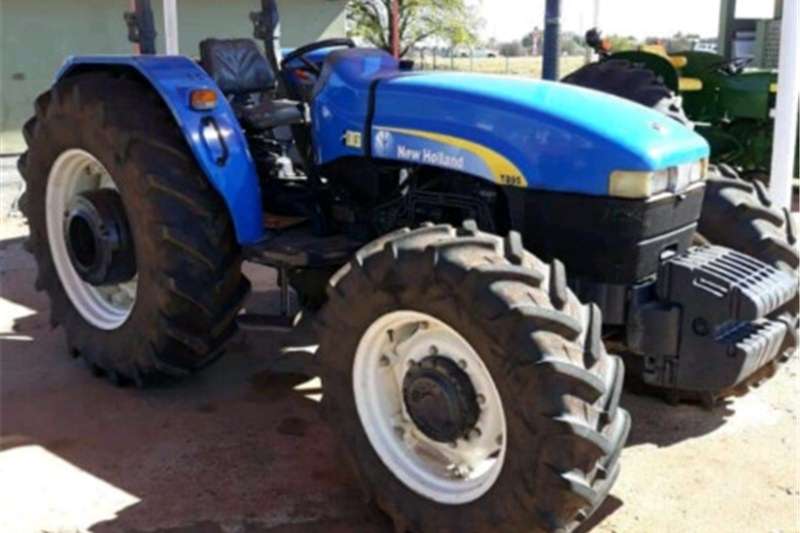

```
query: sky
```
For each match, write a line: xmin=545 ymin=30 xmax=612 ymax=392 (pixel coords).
xmin=479 ymin=0 xmax=777 ymax=41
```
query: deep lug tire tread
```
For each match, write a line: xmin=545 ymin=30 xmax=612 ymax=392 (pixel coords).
xmin=18 ymin=72 xmax=250 ymax=386
xmin=318 ymin=222 xmax=629 ymax=532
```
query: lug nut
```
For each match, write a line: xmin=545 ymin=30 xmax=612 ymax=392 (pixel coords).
xmin=379 ymin=355 xmax=391 ymax=367
xmin=476 ymin=394 xmax=486 ymax=405
xmin=459 ymin=359 xmax=468 ymax=369
xmin=468 ymin=427 xmax=482 ymax=440
xmin=429 ymin=345 xmax=438 ymax=355
xmin=449 ymin=463 xmax=472 ymax=479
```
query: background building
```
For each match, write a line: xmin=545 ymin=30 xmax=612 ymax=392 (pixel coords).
xmin=0 ymin=0 xmax=347 ymax=154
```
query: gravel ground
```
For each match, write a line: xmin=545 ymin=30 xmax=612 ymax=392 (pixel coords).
xmin=0 ymin=156 xmax=24 ymax=220
xmin=1 ymin=218 xmax=798 ymax=533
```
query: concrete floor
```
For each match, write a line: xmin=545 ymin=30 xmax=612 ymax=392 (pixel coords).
xmin=1 ymin=217 xmax=798 ymax=533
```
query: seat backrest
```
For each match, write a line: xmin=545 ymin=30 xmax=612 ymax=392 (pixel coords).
xmin=199 ymin=38 xmax=275 ymax=95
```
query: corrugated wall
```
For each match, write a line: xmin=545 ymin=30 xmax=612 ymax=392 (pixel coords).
xmin=0 ymin=0 xmax=346 ymax=153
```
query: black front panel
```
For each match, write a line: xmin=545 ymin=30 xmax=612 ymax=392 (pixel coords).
xmin=506 ymin=184 xmax=706 ymax=284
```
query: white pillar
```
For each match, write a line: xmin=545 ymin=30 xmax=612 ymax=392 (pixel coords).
xmin=769 ymin=0 xmax=799 ymax=209
xmin=163 ymin=0 xmax=179 ymax=55
xmin=586 ymin=0 xmax=600 ymax=63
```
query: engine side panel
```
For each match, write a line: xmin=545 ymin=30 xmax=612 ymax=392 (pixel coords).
xmin=311 ymin=49 xmax=400 ymax=164
xmin=57 ymin=55 xmax=265 ymax=245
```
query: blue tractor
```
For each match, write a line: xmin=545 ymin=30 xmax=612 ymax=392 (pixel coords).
xmin=17 ymin=1 xmax=797 ymax=531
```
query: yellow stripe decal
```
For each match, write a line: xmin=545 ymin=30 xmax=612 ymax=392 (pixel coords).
xmin=381 ymin=127 xmax=528 ymax=187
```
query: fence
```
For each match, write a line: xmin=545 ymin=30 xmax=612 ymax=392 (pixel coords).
xmin=414 ymin=51 xmax=587 ymax=78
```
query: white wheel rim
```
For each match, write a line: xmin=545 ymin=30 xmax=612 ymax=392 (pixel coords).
xmin=353 ymin=311 xmax=507 ymax=505
xmin=45 ymin=149 xmax=137 ymax=330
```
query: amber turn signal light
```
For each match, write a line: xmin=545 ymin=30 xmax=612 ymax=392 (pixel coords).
xmin=190 ymin=89 xmax=217 ymax=111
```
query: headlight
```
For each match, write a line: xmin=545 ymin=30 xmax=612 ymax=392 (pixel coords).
xmin=609 ymin=159 xmax=708 ymax=199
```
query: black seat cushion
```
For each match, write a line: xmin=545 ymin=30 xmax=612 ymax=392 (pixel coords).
xmin=199 ymin=38 xmax=275 ymax=95
xmin=241 ymin=99 xmax=305 ymax=131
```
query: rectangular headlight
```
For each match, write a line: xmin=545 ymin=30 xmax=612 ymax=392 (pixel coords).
xmin=609 ymin=169 xmax=670 ymax=198
xmin=609 ymin=159 xmax=707 ymax=199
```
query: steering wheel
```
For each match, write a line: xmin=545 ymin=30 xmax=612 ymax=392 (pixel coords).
xmin=708 ymin=57 xmax=752 ymax=75
xmin=281 ymin=38 xmax=356 ymax=75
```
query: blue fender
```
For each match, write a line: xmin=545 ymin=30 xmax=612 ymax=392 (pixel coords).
xmin=57 ymin=55 xmax=265 ymax=245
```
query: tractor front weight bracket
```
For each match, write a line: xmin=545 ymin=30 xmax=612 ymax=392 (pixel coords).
xmin=627 ymin=245 xmax=798 ymax=394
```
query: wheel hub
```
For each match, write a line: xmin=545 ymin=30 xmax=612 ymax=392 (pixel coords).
xmin=403 ymin=356 xmax=480 ymax=443
xmin=64 ymin=189 xmax=136 ymax=286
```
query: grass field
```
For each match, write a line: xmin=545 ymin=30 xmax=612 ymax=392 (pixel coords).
xmin=415 ymin=55 xmax=587 ymax=78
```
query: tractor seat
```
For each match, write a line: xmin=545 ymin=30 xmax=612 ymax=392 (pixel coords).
xmin=240 ymin=99 xmax=305 ymax=131
xmin=199 ymin=38 xmax=305 ymax=130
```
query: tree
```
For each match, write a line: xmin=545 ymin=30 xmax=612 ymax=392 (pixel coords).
xmin=498 ymin=41 xmax=524 ymax=58
xmin=607 ymin=34 xmax=639 ymax=52
xmin=348 ymin=0 xmax=481 ymax=57
xmin=560 ymin=32 xmax=587 ymax=56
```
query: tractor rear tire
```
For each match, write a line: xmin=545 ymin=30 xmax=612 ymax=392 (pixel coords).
xmin=563 ymin=59 xmax=690 ymax=125
xmin=19 ymin=72 xmax=250 ymax=386
xmin=318 ymin=223 xmax=630 ymax=532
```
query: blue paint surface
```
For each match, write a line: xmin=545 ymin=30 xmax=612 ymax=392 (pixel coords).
xmin=312 ymin=50 xmax=400 ymax=163
xmin=372 ymin=73 xmax=709 ymax=195
xmin=312 ymin=50 xmax=710 ymax=196
xmin=57 ymin=55 xmax=265 ymax=245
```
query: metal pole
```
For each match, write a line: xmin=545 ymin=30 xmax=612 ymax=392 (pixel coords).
xmin=125 ymin=0 xmax=157 ymax=55
xmin=769 ymin=0 xmax=799 ymax=209
xmin=542 ymin=0 xmax=562 ymax=80
xmin=163 ymin=0 xmax=179 ymax=55
xmin=390 ymin=0 xmax=400 ymax=58
xmin=129 ymin=0 xmax=140 ymax=54
xmin=718 ymin=0 xmax=737 ymax=60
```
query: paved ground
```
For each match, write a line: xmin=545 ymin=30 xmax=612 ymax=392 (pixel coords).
xmin=1 ymin=217 xmax=799 ymax=533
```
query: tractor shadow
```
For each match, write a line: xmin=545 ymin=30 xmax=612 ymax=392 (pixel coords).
xmin=0 ymin=228 xmax=740 ymax=532
xmin=620 ymin=388 xmax=735 ymax=448
xmin=0 ymin=237 xmax=392 ymax=532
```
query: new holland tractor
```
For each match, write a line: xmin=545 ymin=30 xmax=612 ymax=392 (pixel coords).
xmin=17 ymin=1 xmax=798 ymax=531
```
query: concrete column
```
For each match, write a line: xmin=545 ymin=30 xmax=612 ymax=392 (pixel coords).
xmin=163 ymin=0 xmax=179 ymax=55
xmin=769 ymin=0 xmax=799 ymax=208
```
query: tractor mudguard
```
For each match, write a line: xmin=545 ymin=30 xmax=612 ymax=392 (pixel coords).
xmin=312 ymin=49 xmax=709 ymax=197
xmin=56 ymin=55 xmax=265 ymax=245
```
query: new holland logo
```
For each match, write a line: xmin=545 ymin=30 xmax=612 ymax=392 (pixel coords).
xmin=373 ymin=129 xmax=394 ymax=156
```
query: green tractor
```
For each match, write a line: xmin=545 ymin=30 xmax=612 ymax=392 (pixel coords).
xmin=565 ymin=29 xmax=796 ymax=181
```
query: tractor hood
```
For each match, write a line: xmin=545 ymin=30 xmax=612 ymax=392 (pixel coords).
xmin=312 ymin=50 xmax=709 ymax=197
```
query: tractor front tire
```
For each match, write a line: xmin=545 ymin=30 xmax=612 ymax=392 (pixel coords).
xmin=19 ymin=72 xmax=250 ymax=386
xmin=318 ymin=223 xmax=630 ymax=532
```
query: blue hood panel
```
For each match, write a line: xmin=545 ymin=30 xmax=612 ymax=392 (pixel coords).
xmin=312 ymin=50 xmax=709 ymax=197
xmin=371 ymin=73 xmax=709 ymax=195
